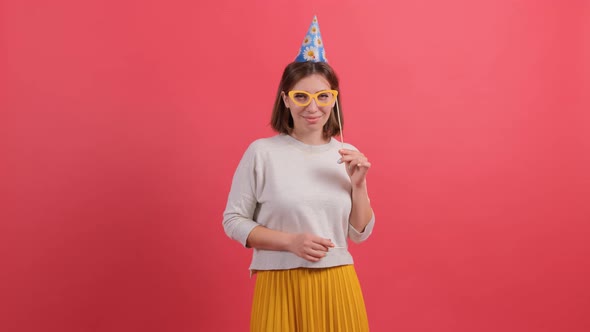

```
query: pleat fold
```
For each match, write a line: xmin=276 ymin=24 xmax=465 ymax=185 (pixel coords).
xmin=251 ymin=265 xmax=369 ymax=332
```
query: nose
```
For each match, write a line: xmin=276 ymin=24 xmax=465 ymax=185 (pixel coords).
xmin=306 ymin=98 xmax=320 ymax=112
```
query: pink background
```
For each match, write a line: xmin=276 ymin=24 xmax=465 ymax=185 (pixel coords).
xmin=2 ymin=0 xmax=589 ymax=331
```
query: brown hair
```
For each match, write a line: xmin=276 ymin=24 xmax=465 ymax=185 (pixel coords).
xmin=270 ymin=61 xmax=343 ymax=138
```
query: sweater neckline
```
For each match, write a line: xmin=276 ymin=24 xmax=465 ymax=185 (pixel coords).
xmin=280 ymin=134 xmax=336 ymax=152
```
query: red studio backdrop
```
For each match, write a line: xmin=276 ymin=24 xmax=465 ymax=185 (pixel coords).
xmin=1 ymin=1 xmax=589 ymax=331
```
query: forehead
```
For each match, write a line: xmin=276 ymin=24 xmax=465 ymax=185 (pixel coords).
xmin=291 ymin=74 xmax=331 ymax=92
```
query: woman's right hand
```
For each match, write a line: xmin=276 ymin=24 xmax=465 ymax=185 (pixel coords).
xmin=287 ymin=233 xmax=335 ymax=262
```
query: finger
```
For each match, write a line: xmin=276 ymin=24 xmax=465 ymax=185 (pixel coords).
xmin=304 ymin=255 xmax=321 ymax=262
xmin=338 ymin=149 xmax=352 ymax=156
xmin=311 ymin=243 xmax=329 ymax=252
xmin=345 ymin=158 xmax=368 ymax=170
xmin=350 ymin=156 xmax=368 ymax=166
xmin=339 ymin=154 xmax=365 ymax=163
xmin=355 ymin=159 xmax=371 ymax=168
xmin=352 ymin=163 xmax=371 ymax=175
xmin=340 ymin=157 xmax=359 ymax=167
xmin=315 ymin=238 xmax=335 ymax=248
xmin=338 ymin=149 xmax=360 ymax=156
xmin=339 ymin=150 xmax=363 ymax=157
xmin=305 ymin=249 xmax=326 ymax=259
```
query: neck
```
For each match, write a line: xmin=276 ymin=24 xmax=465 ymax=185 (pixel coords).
xmin=290 ymin=130 xmax=329 ymax=145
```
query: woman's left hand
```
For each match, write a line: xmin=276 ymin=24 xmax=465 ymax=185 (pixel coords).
xmin=338 ymin=149 xmax=371 ymax=187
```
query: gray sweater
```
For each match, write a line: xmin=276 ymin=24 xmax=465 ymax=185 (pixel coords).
xmin=223 ymin=134 xmax=375 ymax=273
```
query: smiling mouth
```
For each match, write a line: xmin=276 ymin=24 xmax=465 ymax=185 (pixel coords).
xmin=304 ymin=116 xmax=321 ymax=123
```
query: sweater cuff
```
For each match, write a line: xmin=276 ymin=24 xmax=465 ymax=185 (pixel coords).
xmin=234 ymin=220 xmax=260 ymax=248
xmin=348 ymin=213 xmax=375 ymax=243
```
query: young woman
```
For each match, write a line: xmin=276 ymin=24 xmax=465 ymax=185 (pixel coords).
xmin=222 ymin=60 xmax=375 ymax=331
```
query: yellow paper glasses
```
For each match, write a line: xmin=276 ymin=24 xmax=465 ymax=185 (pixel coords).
xmin=287 ymin=90 xmax=339 ymax=107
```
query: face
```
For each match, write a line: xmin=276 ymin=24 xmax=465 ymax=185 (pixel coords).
xmin=282 ymin=74 xmax=336 ymax=135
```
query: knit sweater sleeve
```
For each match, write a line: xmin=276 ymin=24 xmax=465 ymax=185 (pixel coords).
xmin=222 ymin=143 xmax=260 ymax=247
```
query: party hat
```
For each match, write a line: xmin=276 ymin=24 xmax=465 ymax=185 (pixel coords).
xmin=295 ymin=16 xmax=328 ymax=62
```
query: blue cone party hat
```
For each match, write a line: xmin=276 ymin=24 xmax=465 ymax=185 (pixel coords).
xmin=295 ymin=16 xmax=328 ymax=62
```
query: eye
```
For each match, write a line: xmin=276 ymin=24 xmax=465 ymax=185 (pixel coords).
xmin=293 ymin=93 xmax=309 ymax=101
xmin=318 ymin=93 xmax=330 ymax=100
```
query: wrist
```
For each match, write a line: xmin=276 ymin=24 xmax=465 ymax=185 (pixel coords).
xmin=352 ymin=180 xmax=368 ymax=191
xmin=282 ymin=232 xmax=296 ymax=252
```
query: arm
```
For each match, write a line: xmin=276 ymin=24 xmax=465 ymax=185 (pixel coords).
xmin=222 ymin=145 xmax=261 ymax=246
xmin=339 ymin=148 xmax=375 ymax=240
xmin=246 ymin=226 xmax=335 ymax=263
xmin=349 ymin=181 xmax=373 ymax=233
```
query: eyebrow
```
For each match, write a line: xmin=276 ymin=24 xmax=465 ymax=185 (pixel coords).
xmin=293 ymin=89 xmax=330 ymax=93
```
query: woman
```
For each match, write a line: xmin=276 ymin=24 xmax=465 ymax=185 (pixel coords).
xmin=223 ymin=17 xmax=375 ymax=332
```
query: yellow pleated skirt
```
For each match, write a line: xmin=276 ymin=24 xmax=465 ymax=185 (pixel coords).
xmin=251 ymin=265 xmax=369 ymax=332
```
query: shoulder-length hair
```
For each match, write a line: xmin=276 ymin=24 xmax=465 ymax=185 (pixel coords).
xmin=270 ymin=61 xmax=343 ymax=139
